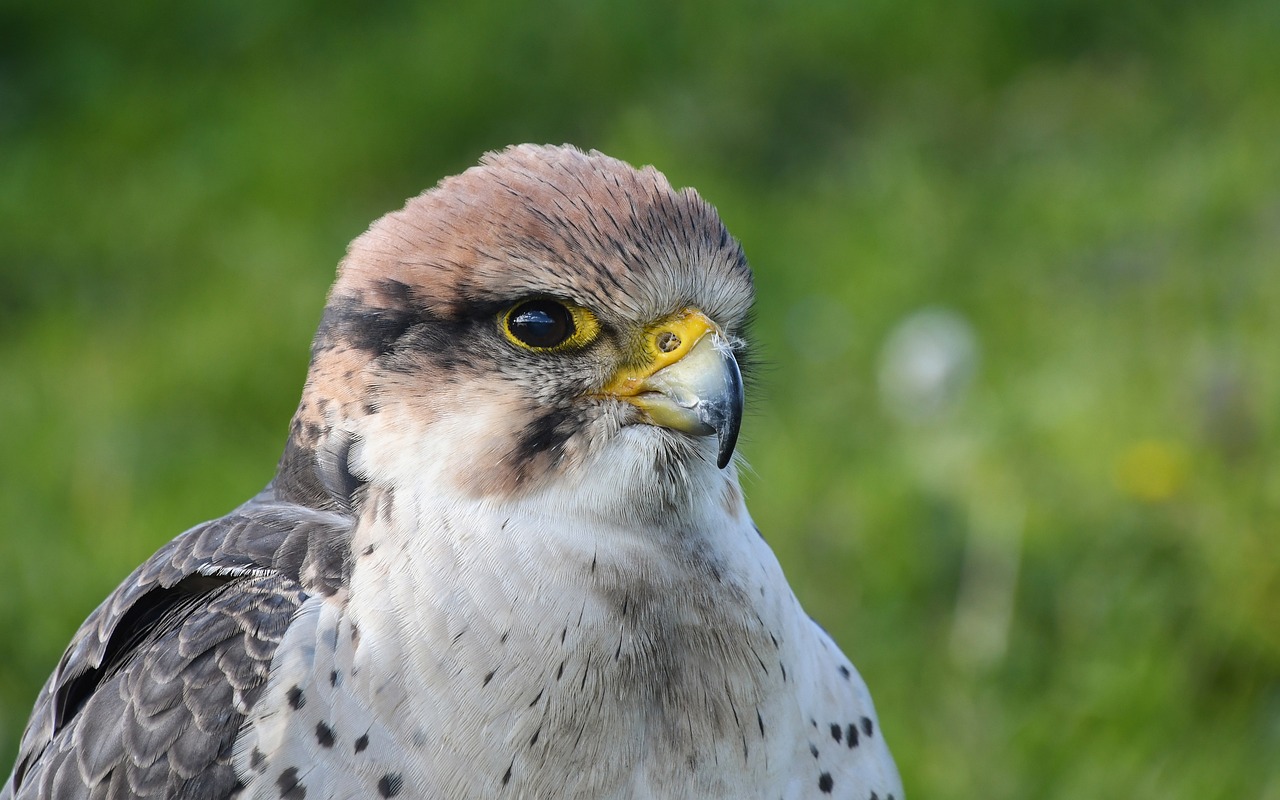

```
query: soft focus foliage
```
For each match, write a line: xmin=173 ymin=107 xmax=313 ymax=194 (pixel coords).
xmin=2 ymin=1 xmax=1278 ymax=796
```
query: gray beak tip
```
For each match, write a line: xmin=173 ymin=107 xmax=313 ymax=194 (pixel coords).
xmin=710 ymin=346 xmax=744 ymax=469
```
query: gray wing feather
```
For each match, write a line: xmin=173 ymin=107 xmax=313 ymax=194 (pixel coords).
xmin=3 ymin=486 xmax=351 ymax=800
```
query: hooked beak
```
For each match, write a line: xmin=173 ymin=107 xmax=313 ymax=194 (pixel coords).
xmin=602 ymin=310 xmax=744 ymax=469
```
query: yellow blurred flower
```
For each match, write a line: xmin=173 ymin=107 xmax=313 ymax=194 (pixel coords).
xmin=1113 ymin=439 xmax=1190 ymax=502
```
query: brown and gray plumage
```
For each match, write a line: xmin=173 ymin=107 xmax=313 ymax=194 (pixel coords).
xmin=3 ymin=145 xmax=902 ymax=799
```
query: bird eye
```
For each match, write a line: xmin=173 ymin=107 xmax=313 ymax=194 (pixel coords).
xmin=502 ymin=299 xmax=599 ymax=352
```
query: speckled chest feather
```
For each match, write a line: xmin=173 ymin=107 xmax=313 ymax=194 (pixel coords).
xmin=232 ymin=460 xmax=897 ymax=800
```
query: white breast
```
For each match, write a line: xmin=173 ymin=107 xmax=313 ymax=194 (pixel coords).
xmin=232 ymin=432 xmax=901 ymax=799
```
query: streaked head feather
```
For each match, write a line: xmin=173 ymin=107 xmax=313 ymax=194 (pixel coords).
xmin=277 ymin=144 xmax=754 ymax=508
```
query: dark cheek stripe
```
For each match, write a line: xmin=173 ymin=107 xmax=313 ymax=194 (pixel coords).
xmin=317 ymin=297 xmax=494 ymax=364
xmin=512 ymin=408 xmax=576 ymax=466
xmin=316 ymin=302 xmax=422 ymax=357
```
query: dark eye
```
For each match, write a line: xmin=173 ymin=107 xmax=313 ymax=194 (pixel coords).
xmin=505 ymin=300 xmax=575 ymax=349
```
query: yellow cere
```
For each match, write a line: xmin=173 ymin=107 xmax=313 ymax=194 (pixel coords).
xmin=603 ymin=308 xmax=716 ymax=397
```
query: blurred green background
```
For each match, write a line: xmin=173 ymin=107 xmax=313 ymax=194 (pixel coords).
xmin=2 ymin=1 xmax=1278 ymax=796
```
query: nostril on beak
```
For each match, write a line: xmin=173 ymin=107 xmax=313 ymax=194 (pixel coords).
xmin=655 ymin=331 xmax=681 ymax=353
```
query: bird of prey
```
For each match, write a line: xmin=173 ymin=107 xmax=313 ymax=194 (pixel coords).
xmin=3 ymin=145 xmax=902 ymax=800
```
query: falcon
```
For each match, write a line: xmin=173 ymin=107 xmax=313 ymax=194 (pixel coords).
xmin=3 ymin=145 xmax=902 ymax=799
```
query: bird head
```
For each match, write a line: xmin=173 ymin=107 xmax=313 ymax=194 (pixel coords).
xmin=276 ymin=145 xmax=754 ymax=515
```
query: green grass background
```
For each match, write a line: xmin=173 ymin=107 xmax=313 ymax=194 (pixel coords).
xmin=2 ymin=1 xmax=1278 ymax=796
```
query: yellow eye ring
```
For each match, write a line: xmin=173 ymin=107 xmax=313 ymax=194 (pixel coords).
xmin=501 ymin=299 xmax=601 ymax=352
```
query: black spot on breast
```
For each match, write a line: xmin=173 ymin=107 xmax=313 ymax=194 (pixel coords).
xmin=354 ymin=734 xmax=370 ymax=754
xmin=830 ymin=723 xmax=842 ymax=743
xmin=846 ymin=722 xmax=859 ymax=748
xmin=249 ymin=748 xmax=266 ymax=770
xmin=329 ymin=670 xmax=340 ymax=686
xmin=483 ymin=669 xmax=496 ymax=687
xmin=277 ymin=767 xmax=306 ymax=799
xmin=838 ymin=665 xmax=851 ymax=680
xmin=530 ymin=727 xmax=541 ymax=746
xmin=861 ymin=716 xmax=874 ymax=737
xmin=315 ymin=722 xmax=335 ymax=748
xmin=377 ymin=773 xmax=403 ymax=798
xmin=287 ymin=686 xmax=305 ymax=710
xmin=502 ymin=763 xmax=513 ymax=786
xmin=809 ymin=743 xmax=819 ymax=758
xmin=818 ymin=772 xmax=833 ymax=793
xmin=757 ymin=710 xmax=765 ymax=737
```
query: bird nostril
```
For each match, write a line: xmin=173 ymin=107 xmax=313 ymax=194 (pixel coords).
xmin=655 ymin=331 xmax=681 ymax=353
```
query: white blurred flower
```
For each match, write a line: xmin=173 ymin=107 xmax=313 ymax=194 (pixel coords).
xmin=877 ymin=307 xmax=978 ymax=423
